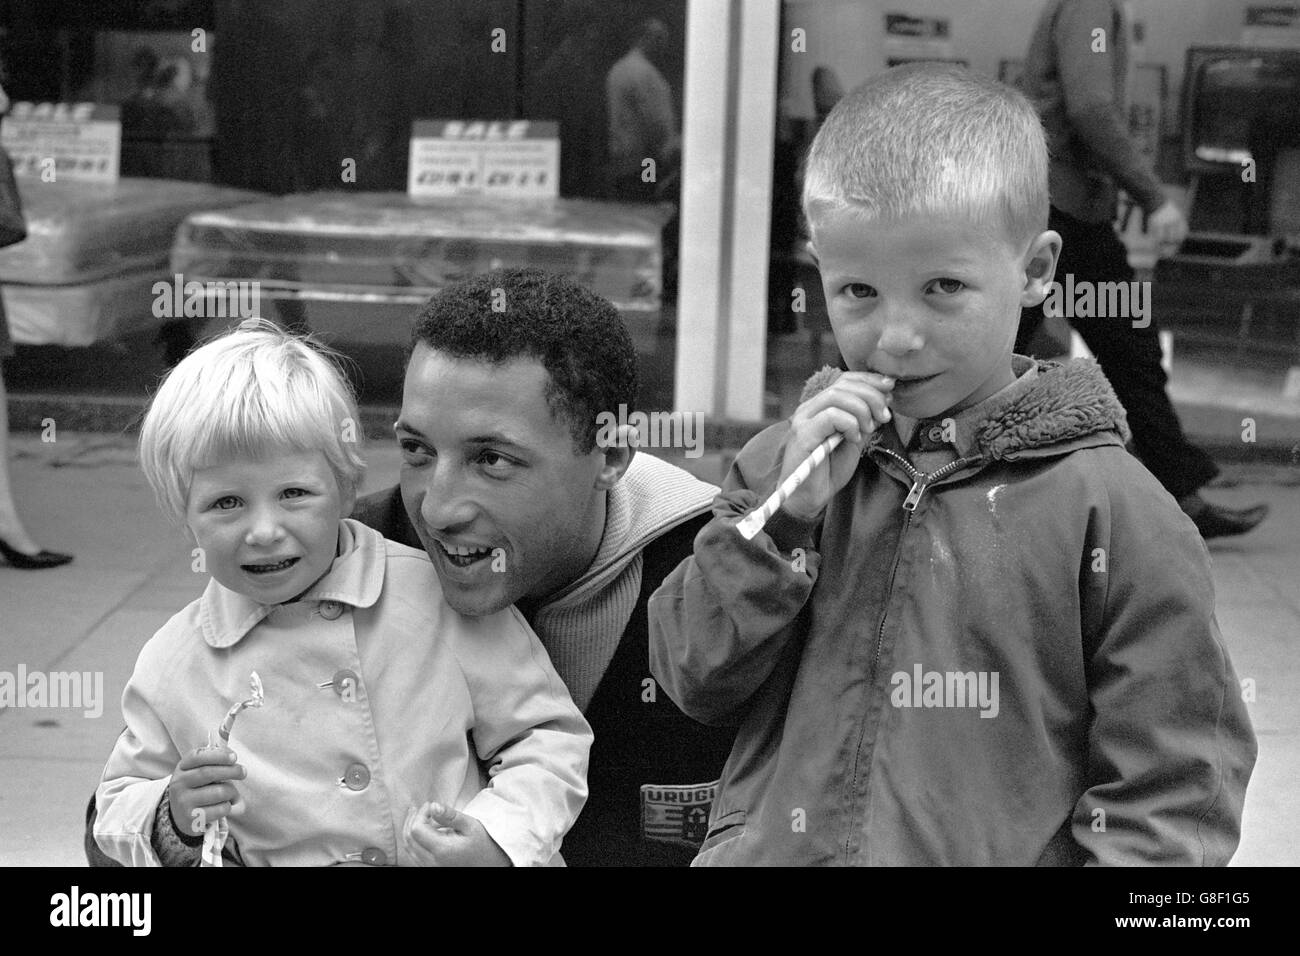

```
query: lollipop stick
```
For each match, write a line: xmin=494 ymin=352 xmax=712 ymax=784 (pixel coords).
xmin=201 ymin=672 xmax=263 ymax=868
xmin=736 ymin=433 xmax=843 ymax=541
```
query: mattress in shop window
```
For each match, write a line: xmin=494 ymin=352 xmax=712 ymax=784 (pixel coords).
xmin=0 ymin=178 xmax=264 ymax=346
xmin=169 ymin=192 xmax=667 ymax=345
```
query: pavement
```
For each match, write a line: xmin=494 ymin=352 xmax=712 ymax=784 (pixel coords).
xmin=1 ymin=420 xmax=1298 ymax=866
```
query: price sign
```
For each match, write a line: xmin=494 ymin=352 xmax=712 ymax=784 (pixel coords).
xmin=0 ymin=102 xmax=121 ymax=183
xmin=883 ymin=13 xmax=954 ymax=61
xmin=408 ymin=120 xmax=558 ymax=199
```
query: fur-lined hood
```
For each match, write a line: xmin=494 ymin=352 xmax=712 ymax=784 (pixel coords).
xmin=800 ymin=357 xmax=1130 ymax=461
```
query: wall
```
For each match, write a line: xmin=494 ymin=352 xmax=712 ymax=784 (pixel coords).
xmin=780 ymin=0 xmax=1300 ymax=137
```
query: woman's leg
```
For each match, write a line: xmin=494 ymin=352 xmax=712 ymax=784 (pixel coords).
xmin=0 ymin=361 xmax=43 ymax=553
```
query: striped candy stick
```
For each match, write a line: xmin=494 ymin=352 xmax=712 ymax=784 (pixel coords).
xmin=736 ymin=433 xmax=844 ymax=540
xmin=200 ymin=672 xmax=264 ymax=867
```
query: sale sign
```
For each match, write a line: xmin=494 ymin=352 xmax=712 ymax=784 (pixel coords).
xmin=0 ymin=102 xmax=121 ymax=183
xmin=407 ymin=120 xmax=559 ymax=200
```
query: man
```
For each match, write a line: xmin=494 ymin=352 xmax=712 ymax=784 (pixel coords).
xmin=605 ymin=18 xmax=682 ymax=299
xmin=605 ymin=18 xmax=679 ymax=204
xmin=85 ymin=269 xmax=735 ymax=867
xmin=1017 ymin=0 xmax=1268 ymax=538
xmin=358 ymin=268 xmax=734 ymax=865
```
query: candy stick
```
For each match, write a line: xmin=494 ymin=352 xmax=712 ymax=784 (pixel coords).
xmin=200 ymin=672 xmax=263 ymax=867
xmin=216 ymin=672 xmax=264 ymax=743
xmin=736 ymin=433 xmax=843 ymax=540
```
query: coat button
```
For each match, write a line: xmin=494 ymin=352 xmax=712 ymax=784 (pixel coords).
xmin=320 ymin=600 xmax=344 ymax=620
xmin=927 ymin=426 xmax=946 ymax=444
xmin=343 ymin=763 xmax=371 ymax=791
xmin=361 ymin=847 xmax=387 ymax=866
xmin=330 ymin=668 xmax=359 ymax=698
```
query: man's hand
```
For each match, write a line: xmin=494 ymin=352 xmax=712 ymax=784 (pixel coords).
xmin=778 ymin=371 xmax=894 ymax=522
xmin=1148 ymin=199 xmax=1188 ymax=254
xmin=167 ymin=745 xmax=245 ymax=837
xmin=403 ymin=802 xmax=511 ymax=867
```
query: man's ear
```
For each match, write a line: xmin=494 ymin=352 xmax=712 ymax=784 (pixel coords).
xmin=594 ymin=425 xmax=636 ymax=490
xmin=805 ymin=237 xmax=819 ymax=267
xmin=1021 ymin=229 xmax=1062 ymax=307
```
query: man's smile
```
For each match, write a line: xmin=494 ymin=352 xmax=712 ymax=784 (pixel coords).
xmin=435 ymin=539 xmax=496 ymax=568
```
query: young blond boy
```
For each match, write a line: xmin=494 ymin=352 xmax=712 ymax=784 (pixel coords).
xmin=648 ymin=64 xmax=1255 ymax=865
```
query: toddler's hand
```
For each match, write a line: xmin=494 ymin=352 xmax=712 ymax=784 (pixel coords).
xmin=779 ymin=371 xmax=894 ymax=521
xmin=168 ymin=745 xmax=246 ymax=838
xmin=403 ymin=801 xmax=510 ymax=867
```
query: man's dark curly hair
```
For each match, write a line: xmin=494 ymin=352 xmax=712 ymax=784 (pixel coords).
xmin=410 ymin=268 xmax=639 ymax=454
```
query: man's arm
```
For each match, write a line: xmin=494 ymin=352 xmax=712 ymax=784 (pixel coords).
xmin=648 ymin=422 xmax=820 ymax=725
xmin=1073 ymin=454 xmax=1256 ymax=864
xmin=1054 ymin=0 xmax=1166 ymax=213
xmin=454 ymin=609 xmax=593 ymax=867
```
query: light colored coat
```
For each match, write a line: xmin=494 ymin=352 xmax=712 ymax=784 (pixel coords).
xmin=95 ymin=519 xmax=591 ymax=866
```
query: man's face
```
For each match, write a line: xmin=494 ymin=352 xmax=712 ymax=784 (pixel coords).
xmin=640 ymin=20 xmax=670 ymax=64
xmin=396 ymin=345 xmax=610 ymax=617
xmin=811 ymin=207 xmax=1055 ymax=419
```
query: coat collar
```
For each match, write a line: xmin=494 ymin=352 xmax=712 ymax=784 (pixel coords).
xmin=198 ymin=518 xmax=387 ymax=649
xmin=800 ymin=356 xmax=1130 ymax=463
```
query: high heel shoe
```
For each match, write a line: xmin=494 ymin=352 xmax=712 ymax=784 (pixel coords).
xmin=0 ymin=537 xmax=74 ymax=569
xmin=1178 ymin=494 xmax=1270 ymax=540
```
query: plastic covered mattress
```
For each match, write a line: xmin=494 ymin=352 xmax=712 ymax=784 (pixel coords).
xmin=171 ymin=193 xmax=667 ymax=344
xmin=1 ymin=272 xmax=163 ymax=346
xmin=0 ymin=178 xmax=264 ymax=285
xmin=0 ymin=178 xmax=264 ymax=345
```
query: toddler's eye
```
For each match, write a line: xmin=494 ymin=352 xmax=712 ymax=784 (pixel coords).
xmin=213 ymin=496 xmax=240 ymax=511
xmin=928 ymin=278 xmax=965 ymax=295
xmin=282 ymin=487 xmax=309 ymax=499
xmin=844 ymin=283 xmax=876 ymax=299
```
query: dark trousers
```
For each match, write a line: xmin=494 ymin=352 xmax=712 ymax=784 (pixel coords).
xmin=1017 ymin=207 xmax=1218 ymax=500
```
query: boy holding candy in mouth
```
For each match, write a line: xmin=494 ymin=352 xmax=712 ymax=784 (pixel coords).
xmin=649 ymin=64 xmax=1255 ymax=866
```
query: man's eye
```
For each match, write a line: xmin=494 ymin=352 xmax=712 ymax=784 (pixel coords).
xmin=844 ymin=283 xmax=876 ymax=299
xmin=929 ymin=278 xmax=965 ymax=294
xmin=478 ymin=450 xmax=515 ymax=473
xmin=399 ymin=439 xmax=431 ymax=459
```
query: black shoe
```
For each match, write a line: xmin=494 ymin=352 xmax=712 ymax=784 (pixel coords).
xmin=1179 ymin=496 xmax=1270 ymax=539
xmin=0 ymin=537 xmax=74 ymax=569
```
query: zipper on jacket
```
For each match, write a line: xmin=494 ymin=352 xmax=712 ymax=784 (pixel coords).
xmin=873 ymin=447 xmax=976 ymax=514
xmin=843 ymin=446 xmax=981 ymax=862
xmin=867 ymin=449 xmax=980 ymax=674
